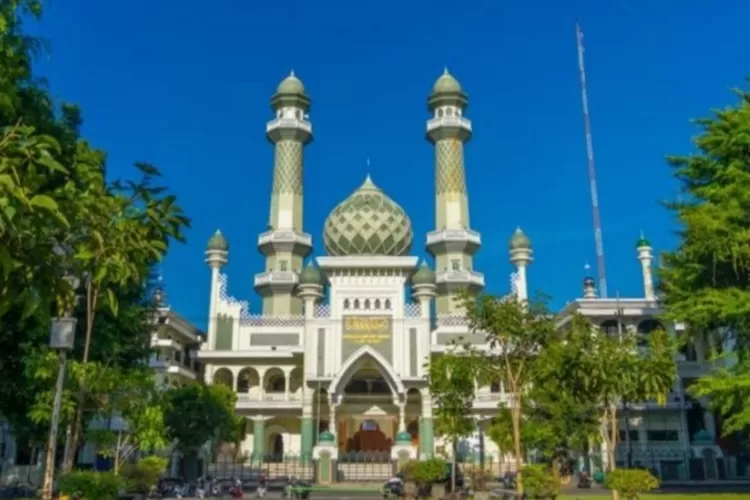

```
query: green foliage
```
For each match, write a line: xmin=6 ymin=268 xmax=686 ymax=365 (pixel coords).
xmin=164 ymin=384 xmax=239 ymax=453
xmin=520 ymin=464 xmax=561 ymax=498
xmin=462 ymin=464 xmax=493 ymax=491
xmin=58 ymin=470 xmax=123 ymax=500
xmin=428 ymin=351 xmax=479 ymax=449
xmin=660 ymin=84 xmax=750 ymax=434
xmin=460 ymin=291 xmax=557 ymax=491
xmin=604 ymin=468 xmax=660 ymax=499
xmin=121 ymin=456 xmax=168 ymax=493
xmin=0 ymin=0 xmax=191 ymax=459
xmin=400 ymin=457 xmax=447 ymax=485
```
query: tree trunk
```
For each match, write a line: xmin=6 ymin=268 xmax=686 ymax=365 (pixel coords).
xmin=510 ymin=396 xmax=523 ymax=494
xmin=604 ymin=407 xmax=619 ymax=500
xmin=451 ymin=438 xmax=457 ymax=493
xmin=62 ymin=282 xmax=99 ymax=473
xmin=114 ymin=430 xmax=122 ymax=475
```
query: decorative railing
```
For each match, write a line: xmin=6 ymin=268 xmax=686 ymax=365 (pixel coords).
xmin=314 ymin=303 xmax=330 ymax=318
xmin=243 ymin=315 xmax=305 ymax=327
xmin=435 ymin=314 xmax=470 ymax=327
xmin=404 ymin=303 xmax=421 ymax=317
xmin=236 ymin=393 xmax=301 ymax=403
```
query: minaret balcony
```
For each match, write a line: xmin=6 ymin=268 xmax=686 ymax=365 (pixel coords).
xmin=266 ymin=117 xmax=312 ymax=143
xmin=426 ymin=116 xmax=472 ymax=142
xmin=435 ymin=269 xmax=485 ymax=289
xmin=253 ymin=270 xmax=298 ymax=291
xmin=257 ymin=230 xmax=312 ymax=256
xmin=426 ymin=228 xmax=481 ymax=254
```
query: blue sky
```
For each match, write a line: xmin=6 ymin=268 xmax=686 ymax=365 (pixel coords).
xmin=30 ymin=0 xmax=749 ymax=328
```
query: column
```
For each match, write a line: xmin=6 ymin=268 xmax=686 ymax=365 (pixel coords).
xmin=329 ymin=404 xmax=337 ymax=438
xmin=252 ymin=418 xmax=266 ymax=463
xmin=419 ymin=389 xmax=434 ymax=457
xmin=300 ymin=390 xmax=314 ymax=460
xmin=398 ymin=404 xmax=406 ymax=433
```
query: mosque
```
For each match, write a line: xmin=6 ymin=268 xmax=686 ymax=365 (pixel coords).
xmin=195 ymin=70 xmax=731 ymax=481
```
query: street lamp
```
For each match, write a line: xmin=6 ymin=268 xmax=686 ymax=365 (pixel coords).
xmin=41 ymin=273 xmax=80 ymax=500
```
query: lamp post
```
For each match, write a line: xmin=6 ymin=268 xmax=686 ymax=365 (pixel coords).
xmin=41 ymin=274 xmax=79 ymax=500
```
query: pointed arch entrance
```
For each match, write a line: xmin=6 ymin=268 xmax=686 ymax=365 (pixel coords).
xmin=328 ymin=346 xmax=404 ymax=457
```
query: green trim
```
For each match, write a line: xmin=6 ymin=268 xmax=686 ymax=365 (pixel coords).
xmin=252 ymin=419 xmax=265 ymax=461
xmin=207 ymin=230 xmax=228 ymax=251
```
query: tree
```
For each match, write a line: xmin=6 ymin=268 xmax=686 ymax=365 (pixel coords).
xmin=427 ymin=349 xmax=479 ymax=492
xmin=461 ymin=292 xmax=557 ymax=494
xmin=0 ymin=1 xmax=191 ymax=471
xmin=546 ymin=314 xmax=676 ymax=500
xmin=84 ymin=369 xmax=168 ymax=475
xmin=659 ymin=83 xmax=750 ymax=434
xmin=163 ymin=384 xmax=240 ymax=480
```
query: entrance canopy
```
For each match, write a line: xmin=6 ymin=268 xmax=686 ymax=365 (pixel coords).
xmin=329 ymin=345 xmax=405 ymax=398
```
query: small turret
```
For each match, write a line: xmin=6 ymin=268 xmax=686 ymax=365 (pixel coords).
xmin=509 ymin=228 xmax=532 ymax=301
xmin=636 ymin=231 xmax=655 ymax=300
xmin=582 ymin=263 xmax=597 ymax=299
xmin=205 ymin=230 xmax=229 ymax=268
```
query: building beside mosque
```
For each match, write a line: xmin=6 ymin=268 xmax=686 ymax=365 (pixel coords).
xmin=196 ymin=70 xmax=735 ymax=482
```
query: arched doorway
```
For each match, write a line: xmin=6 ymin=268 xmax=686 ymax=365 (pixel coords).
xmin=270 ymin=433 xmax=284 ymax=457
xmin=346 ymin=420 xmax=390 ymax=453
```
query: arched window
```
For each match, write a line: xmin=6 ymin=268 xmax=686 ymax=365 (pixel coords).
xmin=354 ymin=299 xmax=360 ymax=310
xmin=374 ymin=299 xmax=381 ymax=310
xmin=637 ymin=319 xmax=663 ymax=347
xmin=364 ymin=299 xmax=371 ymax=310
xmin=599 ymin=320 xmax=620 ymax=336
xmin=344 ymin=299 xmax=350 ymax=310
xmin=437 ymin=109 xmax=443 ymax=118
xmin=384 ymin=299 xmax=391 ymax=310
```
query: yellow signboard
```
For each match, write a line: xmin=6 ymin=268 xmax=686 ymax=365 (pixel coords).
xmin=343 ymin=316 xmax=391 ymax=345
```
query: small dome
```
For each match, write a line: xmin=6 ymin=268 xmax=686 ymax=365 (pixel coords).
xmin=318 ymin=431 xmax=335 ymax=443
xmin=395 ymin=431 xmax=412 ymax=444
xmin=299 ymin=263 xmax=323 ymax=286
xmin=509 ymin=227 xmax=531 ymax=250
xmin=207 ymin=230 xmax=228 ymax=251
xmin=636 ymin=231 xmax=651 ymax=248
xmin=583 ymin=276 xmax=596 ymax=288
xmin=412 ymin=262 xmax=436 ymax=286
xmin=692 ymin=429 xmax=712 ymax=443
xmin=432 ymin=68 xmax=462 ymax=94
xmin=323 ymin=175 xmax=413 ymax=257
xmin=277 ymin=71 xmax=305 ymax=95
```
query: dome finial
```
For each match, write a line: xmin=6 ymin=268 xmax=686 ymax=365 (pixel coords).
xmin=584 ymin=261 xmax=591 ymax=274
xmin=636 ymin=230 xmax=651 ymax=248
xmin=290 ymin=69 xmax=295 ymax=77
xmin=444 ymin=66 xmax=449 ymax=74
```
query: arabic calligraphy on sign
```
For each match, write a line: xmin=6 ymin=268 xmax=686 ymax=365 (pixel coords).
xmin=343 ymin=316 xmax=391 ymax=345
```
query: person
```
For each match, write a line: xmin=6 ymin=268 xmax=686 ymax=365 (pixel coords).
xmin=230 ymin=477 xmax=244 ymax=499
xmin=383 ymin=472 xmax=404 ymax=498
xmin=257 ymin=472 xmax=268 ymax=498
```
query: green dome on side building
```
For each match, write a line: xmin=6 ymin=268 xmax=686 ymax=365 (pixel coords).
xmin=207 ymin=230 xmax=229 ymax=251
xmin=509 ymin=227 xmax=531 ymax=250
xmin=299 ymin=262 xmax=323 ymax=286
xmin=412 ymin=261 xmax=436 ymax=286
xmin=636 ymin=231 xmax=651 ymax=248
xmin=395 ymin=431 xmax=413 ymax=444
xmin=318 ymin=431 xmax=335 ymax=443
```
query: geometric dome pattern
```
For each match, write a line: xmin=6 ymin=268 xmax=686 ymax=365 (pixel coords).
xmin=323 ymin=175 xmax=413 ymax=257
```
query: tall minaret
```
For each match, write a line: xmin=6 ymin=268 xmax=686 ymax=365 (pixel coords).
xmin=254 ymin=71 xmax=313 ymax=315
xmin=425 ymin=69 xmax=484 ymax=314
xmin=636 ymin=231 xmax=655 ymax=301
xmin=205 ymin=230 xmax=229 ymax=348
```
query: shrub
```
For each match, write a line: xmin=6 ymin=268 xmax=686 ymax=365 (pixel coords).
xmin=521 ymin=464 xmax=561 ymax=499
xmin=462 ymin=464 xmax=493 ymax=491
xmin=401 ymin=457 xmax=447 ymax=485
xmin=58 ymin=470 xmax=123 ymax=500
xmin=604 ymin=468 xmax=659 ymax=499
xmin=121 ymin=455 xmax=169 ymax=493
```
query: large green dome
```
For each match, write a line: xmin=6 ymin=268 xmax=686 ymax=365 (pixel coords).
xmin=323 ymin=175 xmax=413 ymax=257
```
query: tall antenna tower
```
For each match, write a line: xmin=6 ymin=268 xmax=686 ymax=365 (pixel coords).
xmin=575 ymin=22 xmax=608 ymax=298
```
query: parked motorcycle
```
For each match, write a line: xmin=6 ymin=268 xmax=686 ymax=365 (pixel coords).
xmin=284 ymin=476 xmax=312 ymax=499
